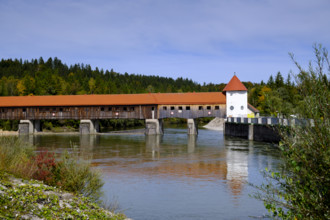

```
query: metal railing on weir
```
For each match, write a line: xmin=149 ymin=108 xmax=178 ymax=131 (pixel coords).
xmin=226 ymin=117 xmax=314 ymax=127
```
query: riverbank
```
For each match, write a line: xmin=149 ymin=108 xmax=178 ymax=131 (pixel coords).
xmin=0 ymin=172 xmax=128 ymax=219
xmin=0 ymin=129 xmax=18 ymax=135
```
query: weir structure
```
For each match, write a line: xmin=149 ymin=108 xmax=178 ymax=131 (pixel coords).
xmin=0 ymin=75 xmax=259 ymax=135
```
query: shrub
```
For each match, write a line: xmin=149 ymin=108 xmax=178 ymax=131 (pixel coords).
xmin=0 ymin=136 xmax=36 ymax=178
xmin=43 ymin=121 xmax=53 ymax=131
xmin=253 ymin=44 xmax=330 ymax=219
xmin=0 ymin=137 xmax=104 ymax=201
xmin=55 ymin=151 xmax=104 ymax=201
xmin=32 ymin=151 xmax=57 ymax=185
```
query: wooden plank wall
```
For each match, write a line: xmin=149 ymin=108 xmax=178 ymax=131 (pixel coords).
xmin=158 ymin=104 xmax=226 ymax=119
xmin=0 ymin=105 xmax=156 ymax=120
xmin=0 ymin=104 xmax=226 ymax=120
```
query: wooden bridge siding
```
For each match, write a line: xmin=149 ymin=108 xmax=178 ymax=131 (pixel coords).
xmin=0 ymin=104 xmax=227 ymax=120
xmin=158 ymin=104 xmax=226 ymax=119
xmin=0 ymin=105 xmax=157 ymax=120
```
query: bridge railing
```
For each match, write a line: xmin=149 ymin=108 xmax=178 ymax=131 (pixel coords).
xmin=227 ymin=117 xmax=314 ymax=126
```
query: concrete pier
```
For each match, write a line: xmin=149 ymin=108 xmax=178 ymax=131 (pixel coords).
xmin=79 ymin=119 xmax=100 ymax=134
xmin=18 ymin=120 xmax=41 ymax=134
xmin=187 ymin=119 xmax=198 ymax=135
xmin=145 ymin=119 xmax=163 ymax=135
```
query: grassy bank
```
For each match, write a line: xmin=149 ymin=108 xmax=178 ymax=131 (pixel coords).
xmin=0 ymin=136 xmax=126 ymax=219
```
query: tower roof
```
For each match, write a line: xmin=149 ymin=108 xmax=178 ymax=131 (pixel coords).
xmin=222 ymin=75 xmax=247 ymax=92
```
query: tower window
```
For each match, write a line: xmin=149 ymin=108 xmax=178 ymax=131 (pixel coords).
xmin=241 ymin=106 xmax=244 ymax=110
xmin=198 ymin=106 xmax=203 ymax=110
xmin=215 ymin=106 xmax=220 ymax=110
xmin=186 ymin=106 xmax=191 ymax=110
xmin=230 ymin=106 xmax=234 ymax=110
xmin=163 ymin=106 xmax=167 ymax=110
xmin=206 ymin=106 xmax=211 ymax=110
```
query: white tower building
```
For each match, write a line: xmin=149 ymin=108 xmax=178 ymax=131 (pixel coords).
xmin=223 ymin=75 xmax=248 ymax=117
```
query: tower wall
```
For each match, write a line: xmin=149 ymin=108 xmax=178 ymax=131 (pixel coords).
xmin=226 ymin=91 xmax=248 ymax=117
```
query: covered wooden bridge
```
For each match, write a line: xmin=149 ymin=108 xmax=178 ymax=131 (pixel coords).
xmin=0 ymin=92 xmax=227 ymax=135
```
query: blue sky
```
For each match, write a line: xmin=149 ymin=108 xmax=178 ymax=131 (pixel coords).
xmin=1 ymin=0 xmax=330 ymax=84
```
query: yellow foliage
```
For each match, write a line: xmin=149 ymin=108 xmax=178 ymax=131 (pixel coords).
xmin=258 ymin=86 xmax=272 ymax=102
xmin=16 ymin=80 xmax=26 ymax=96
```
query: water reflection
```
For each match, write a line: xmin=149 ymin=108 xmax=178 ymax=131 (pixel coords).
xmin=80 ymin=134 xmax=98 ymax=150
xmin=145 ymin=135 xmax=161 ymax=159
xmin=23 ymin=129 xmax=280 ymax=219
xmin=19 ymin=134 xmax=34 ymax=146
xmin=225 ymin=138 xmax=250 ymax=196
xmin=187 ymin=134 xmax=196 ymax=153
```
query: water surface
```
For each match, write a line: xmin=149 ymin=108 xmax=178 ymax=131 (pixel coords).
xmin=26 ymin=128 xmax=280 ymax=220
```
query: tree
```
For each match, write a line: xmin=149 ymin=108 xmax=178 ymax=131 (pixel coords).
xmin=88 ymin=78 xmax=96 ymax=94
xmin=267 ymin=75 xmax=275 ymax=88
xmin=253 ymin=44 xmax=330 ymax=219
xmin=275 ymin=71 xmax=284 ymax=88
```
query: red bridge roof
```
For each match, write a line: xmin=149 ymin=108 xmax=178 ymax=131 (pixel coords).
xmin=0 ymin=92 xmax=226 ymax=107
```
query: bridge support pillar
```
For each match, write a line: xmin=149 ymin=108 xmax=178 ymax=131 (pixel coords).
xmin=145 ymin=119 xmax=163 ymax=135
xmin=187 ymin=119 xmax=198 ymax=135
xmin=248 ymin=124 xmax=254 ymax=140
xmin=80 ymin=120 xmax=100 ymax=134
xmin=19 ymin=120 xmax=41 ymax=134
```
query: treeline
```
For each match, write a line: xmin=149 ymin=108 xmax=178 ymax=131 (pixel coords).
xmin=0 ymin=57 xmax=225 ymax=96
xmin=0 ymin=57 xmax=301 ymax=117
xmin=248 ymin=72 xmax=300 ymax=117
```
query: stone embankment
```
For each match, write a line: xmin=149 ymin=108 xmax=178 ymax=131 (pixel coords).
xmin=0 ymin=172 xmax=130 ymax=220
xmin=203 ymin=117 xmax=225 ymax=130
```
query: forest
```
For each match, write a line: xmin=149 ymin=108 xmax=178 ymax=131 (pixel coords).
xmin=0 ymin=57 xmax=300 ymax=130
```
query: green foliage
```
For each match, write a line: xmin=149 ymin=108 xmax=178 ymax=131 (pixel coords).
xmin=253 ymin=44 xmax=330 ymax=219
xmin=248 ymin=72 xmax=300 ymax=116
xmin=55 ymin=151 xmax=104 ymax=201
xmin=42 ymin=121 xmax=53 ymax=131
xmin=0 ymin=120 xmax=19 ymax=131
xmin=100 ymin=119 xmax=145 ymax=131
xmin=0 ymin=57 xmax=207 ymax=96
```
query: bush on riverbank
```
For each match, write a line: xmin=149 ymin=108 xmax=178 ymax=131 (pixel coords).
xmin=0 ymin=136 xmax=104 ymax=201
xmin=253 ymin=44 xmax=330 ymax=219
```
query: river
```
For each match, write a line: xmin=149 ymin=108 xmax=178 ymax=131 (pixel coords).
xmin=25 ymin=127 xmax=280 ymax=220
